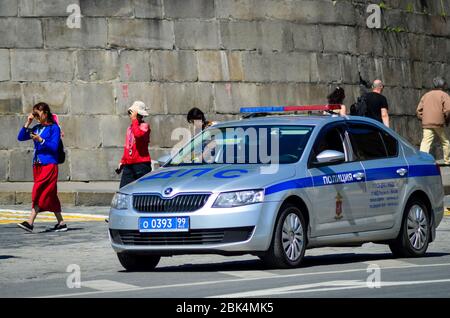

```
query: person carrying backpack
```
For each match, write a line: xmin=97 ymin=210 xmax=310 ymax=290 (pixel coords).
xmin=16 ymin=103 xmax=67 ymax=233
xmin=350 ymin=78 xmax=390 ymax=128
xmin=364 ymin=80 xmax=390 ymax=127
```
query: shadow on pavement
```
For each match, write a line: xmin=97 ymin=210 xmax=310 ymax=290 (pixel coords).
xmin=301 ymin=252 xmax=450 ymax=267
xmin=0 ymin=255 xmax=17 ymax=260
xmin=38 ymin=227 xmax=84 ymax=233
xmin=152 ymin=259 xmax=266 ymax=273
xmin=138 ymin=252 xmax=450 ymax=273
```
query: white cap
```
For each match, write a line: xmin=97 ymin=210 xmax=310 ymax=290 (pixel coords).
xmin=128 ymin=101 xmax=149 ymax=117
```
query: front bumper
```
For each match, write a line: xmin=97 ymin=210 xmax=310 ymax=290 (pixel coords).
xmin=108 ymin=201 xmax=281 ymax=254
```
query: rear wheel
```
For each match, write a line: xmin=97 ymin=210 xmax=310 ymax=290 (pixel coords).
xmin=117 ymin=253 xmax=161 ymax=271
xmin=260 ymin=204 xmax=306 ymax=268
xmin=389 ymin=199 xmax=430 ymax=258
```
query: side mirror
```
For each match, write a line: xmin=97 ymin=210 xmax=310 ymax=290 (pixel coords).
xmin=315 ymin=150 xmax=345 ymax=165
xmin=157 ymin=154 xmax=171 ymax=166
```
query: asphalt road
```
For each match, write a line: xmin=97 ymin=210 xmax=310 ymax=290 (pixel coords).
xmin=1 ymin=208 xmax=450 ymax=298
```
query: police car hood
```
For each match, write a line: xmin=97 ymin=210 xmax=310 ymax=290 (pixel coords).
xmin=120 ymin=164 xmax=296 ymax=195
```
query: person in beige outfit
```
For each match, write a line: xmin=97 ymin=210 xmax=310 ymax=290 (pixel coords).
xmin=417 ymin=77 xmax=450 ymax=164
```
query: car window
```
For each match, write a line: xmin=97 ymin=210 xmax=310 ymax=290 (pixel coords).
xmin=380 ymin=130 xmax=399 ymax=157
xmin=310 ymin=125 xmax=346 ymax=164
xmin=347 ymin=123 xmax=390 ymax=160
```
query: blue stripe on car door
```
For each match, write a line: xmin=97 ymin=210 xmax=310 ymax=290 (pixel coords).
xmin=265 ymin=164 xmax=439 ymax=196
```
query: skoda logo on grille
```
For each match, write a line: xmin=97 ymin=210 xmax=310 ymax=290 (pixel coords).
xmin=164 ymin=188 xmax=173 ymax=196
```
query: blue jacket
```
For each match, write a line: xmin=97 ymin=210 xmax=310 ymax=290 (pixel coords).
xmin=18 ymin=124 xmax=61 ymax=165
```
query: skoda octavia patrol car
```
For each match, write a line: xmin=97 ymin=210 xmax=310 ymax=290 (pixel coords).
xmin=109 ymin=105 xmax=444 ymax=271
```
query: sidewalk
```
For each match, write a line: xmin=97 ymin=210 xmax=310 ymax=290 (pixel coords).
xmin=439 ymin=164 xmax=450 ymax=195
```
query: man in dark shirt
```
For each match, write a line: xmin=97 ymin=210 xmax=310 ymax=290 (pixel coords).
xmin=365 ymin=79 xmax=390 ymax=127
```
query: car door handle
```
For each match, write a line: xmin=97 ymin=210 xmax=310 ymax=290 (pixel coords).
xmin=353 ymin=172 xmax=365 ymax=181
xmin=396 ymin=168 xmax=408 ymax=177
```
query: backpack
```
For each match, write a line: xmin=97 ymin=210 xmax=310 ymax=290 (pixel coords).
xmin=350 ymin=94 xmax=368 ymax=117
xmin=52 ymin=124 xmax=65 ymax=164
xmin=57 ymin=139 xmax=65 ymax=164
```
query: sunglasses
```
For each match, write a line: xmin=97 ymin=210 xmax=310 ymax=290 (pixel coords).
xmin=33 ymin=112 xmax=39 ymax=118
xmin=127 ymin=110 xmax=133 ymax=115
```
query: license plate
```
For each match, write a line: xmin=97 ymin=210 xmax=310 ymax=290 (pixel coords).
xmin=138 ymin=217 xmax=189 ymax=233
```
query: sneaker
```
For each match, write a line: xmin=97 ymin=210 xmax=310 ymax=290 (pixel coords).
xmin=47 ymin=223 xmax=68 ymax=232
xmin=17 ymin=221 xmax=34 ymax=233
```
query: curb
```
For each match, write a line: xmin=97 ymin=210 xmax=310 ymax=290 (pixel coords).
xmin=445 ymin=185 xmax=450 ymax=196
xmin=0 ymin=209 xmax=107 ymax=224
xmin=0 ymin=191 xmax=114 ymax=206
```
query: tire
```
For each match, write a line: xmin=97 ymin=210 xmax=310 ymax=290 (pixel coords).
xmin=117 ymin=253 xmax=161 ymax=272
xmin=260 ymin=204 xmax=307 ymax=269
xmin=389 ymin=198 xmax=430 ymax=258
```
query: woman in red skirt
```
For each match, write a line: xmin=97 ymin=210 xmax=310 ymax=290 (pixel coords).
xmin=17 ymin=103 xmax=66 ymax=233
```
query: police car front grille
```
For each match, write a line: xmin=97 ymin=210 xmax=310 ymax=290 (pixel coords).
xmin=110 ymin=227 xmax=254 ymax=246
xmin=132 ymin=194 xmax=211 ymax=213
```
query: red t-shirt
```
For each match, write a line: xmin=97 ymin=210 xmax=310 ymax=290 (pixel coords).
xmin=120 ymin=119 xmax=151 ymax=165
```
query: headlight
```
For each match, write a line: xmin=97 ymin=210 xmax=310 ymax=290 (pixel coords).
xmin=111 ymin=192 xmax=130 ymax=210
xmin=213 ymin=189 xmax=264 ymax=208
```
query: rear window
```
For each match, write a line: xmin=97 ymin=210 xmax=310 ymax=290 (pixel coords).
xmin=381 ymin=130 xmax=398 ymax=157
xmin=348 ymin=123 xmax=397 ymax=160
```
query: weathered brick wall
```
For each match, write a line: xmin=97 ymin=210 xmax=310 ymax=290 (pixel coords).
xmin=0 ymin=0 xmax=449 ymax=181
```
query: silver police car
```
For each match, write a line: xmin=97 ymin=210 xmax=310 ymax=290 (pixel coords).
xmin=109 ymin=106 xmax=444 ymax=270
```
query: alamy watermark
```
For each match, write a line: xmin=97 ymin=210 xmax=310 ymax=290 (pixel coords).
xmin=66 ymin=264 xmax=81 ymax=289
xmin=366 ymin=264 xmax=381 ymax=288
xmin=66 ymin=4 xmax=82 ymax=29
xmin=170 ymin=124 xmax=282 ymax=175
xmin=366 ymin=4 xmax=382 ymax=29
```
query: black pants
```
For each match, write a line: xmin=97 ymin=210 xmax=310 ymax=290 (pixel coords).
xmin=120 ymin=162 xmax=152 ymax=188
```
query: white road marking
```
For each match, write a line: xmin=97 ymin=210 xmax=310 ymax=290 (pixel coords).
xmin=38 ymin=262 xmax=450 ymax=298
xmin=81 ymin=280 xmax=139 ymax=292
xmin=211 ymin=280 xmax=367 ymax=298
xmin=211 ymin=278 xmax=450 ymax=298
xmin=363 ymin=259 xmax=414 ymax=268
xmin=220 ymin=270 xmax=280 ymax=279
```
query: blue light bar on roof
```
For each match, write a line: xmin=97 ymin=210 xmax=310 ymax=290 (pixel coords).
xmin=240 ymin=105 xmax=341 ymax=113
xmin=240 ymin=106 xmax=285 ymax=113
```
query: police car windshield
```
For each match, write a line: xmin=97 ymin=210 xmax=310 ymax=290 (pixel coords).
xmin=166 ymin=125 xmax=314 ymax=166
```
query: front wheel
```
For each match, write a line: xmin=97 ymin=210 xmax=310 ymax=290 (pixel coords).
xmin=389 ymin=199 xmax=430 ymax=258
xmin=260 ymin=204 xmax=307 ymax=268
xmin=117 ymin=253 xmax=161 ymax=272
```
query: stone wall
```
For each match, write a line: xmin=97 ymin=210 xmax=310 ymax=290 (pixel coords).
xmin=0 ymin=0 xmax=449 ymax=181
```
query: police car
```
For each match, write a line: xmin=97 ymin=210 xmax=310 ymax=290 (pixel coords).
xmin=109 ymin=105 xmax=444 ymax=270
